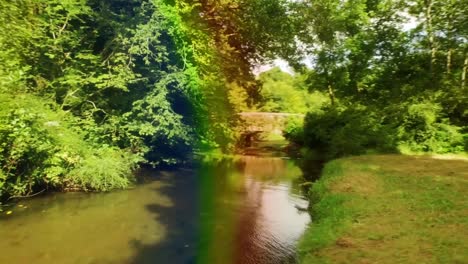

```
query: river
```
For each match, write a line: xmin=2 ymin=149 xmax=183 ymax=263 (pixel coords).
xmin=0 ymin=143 xmax=310 ymax=264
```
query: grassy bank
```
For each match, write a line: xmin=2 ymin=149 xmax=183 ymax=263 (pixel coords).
xmin=298 ymin=154 xmax=468 ymax=264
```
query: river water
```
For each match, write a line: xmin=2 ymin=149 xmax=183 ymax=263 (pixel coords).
xmin=0 ymin=147 xmax=310 ymax=264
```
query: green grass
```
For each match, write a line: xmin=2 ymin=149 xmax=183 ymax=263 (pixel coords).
xmin=298 ymin=154 xmax=468 ymax=264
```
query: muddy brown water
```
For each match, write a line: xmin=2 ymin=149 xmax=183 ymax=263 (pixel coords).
xmin=0 ymin=147 xmax=310 ymax=264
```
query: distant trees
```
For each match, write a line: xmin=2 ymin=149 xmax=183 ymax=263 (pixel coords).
xmin=257 ymin=67 xmax=327 ymax=113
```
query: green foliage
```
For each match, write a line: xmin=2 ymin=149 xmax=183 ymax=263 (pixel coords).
xmin=0 ymin=0 xmax=464 ymax=202
xmin=299 ymin=104 xmax=394 ymax=159
xmin=66 ymin=147 xmax=137 ymax=192
xmin=288 ymin=0 xmax=468 ymax=158
xmin=283 ymin=116 xmax=305 ymax=145
xmin=0 ymin=0 xmax=299 ymax=199
xmin=396 ymin=102 xmax=465 ymax=153
xmin=297 ymin=101 xmax=466 ymax=160
xmin=0 ymin=93 xmax=140 ymax=198
xmin=120 ymin=73 xmax=193 ymax=165
xmin=258 ymin=67 xmax=308 ymax=113
xmin=0 ymin=106 xmax=54 ymax=197
xmin=257 ymin=67 xmax=329 ymax=114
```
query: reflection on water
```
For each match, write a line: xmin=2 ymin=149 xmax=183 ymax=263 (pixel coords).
xmin=0 ymin=178 xmax=172 ymax=264
xmin=198 ymin=156 xmax=309 ymax=264
xmin=0 ymin=155 xmax=309 ymax=264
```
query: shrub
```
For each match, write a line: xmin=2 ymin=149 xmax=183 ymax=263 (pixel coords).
xmin=301 ymin=104 xmax=395 ymax=159
xmin=0 ymin=94 xmax=140 ymax=199
xmin=283 ymin=116 xmax=305 ymax=144
xmin=296 ymin=100 xmax=466 ymax=160
xmin=396 ymin=102 xmax=465 ymax=153
xmin=65 ymin=147 xmax=138 ymax=191
xmin=0 ymin=107 xmax=56 ymax=198
xmin=464 ymin=133 xmax=468 ymax=151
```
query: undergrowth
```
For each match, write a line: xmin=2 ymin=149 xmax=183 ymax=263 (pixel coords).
xmin=0 ymin=93 xmax=141 ymax=200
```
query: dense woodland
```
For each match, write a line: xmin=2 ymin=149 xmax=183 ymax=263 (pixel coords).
xmin=284 ymin=0 xmax=468 ymax=161
xmin=0 ymin=0 xmax=467 ymax=200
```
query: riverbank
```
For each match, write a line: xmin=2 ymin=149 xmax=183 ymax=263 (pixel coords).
xmin=298 ymin=154 xmax=468 ymax=263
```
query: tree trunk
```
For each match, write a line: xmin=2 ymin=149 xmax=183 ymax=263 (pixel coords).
xmin=446 ymin=48 xmax=452 ymax=74
xmin=446 ymin=11 xmax=454 ymax=75
xmin=328 ymin=84 xmax=335 ymax=105
xmin=424 ymin=0 xmax=436 ymax=76
xmin=462 ymin=55 xmax=468 ymax=89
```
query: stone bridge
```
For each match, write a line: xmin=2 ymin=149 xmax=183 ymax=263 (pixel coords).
xmin=238 ymin=112 xmax=304 ymax=135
